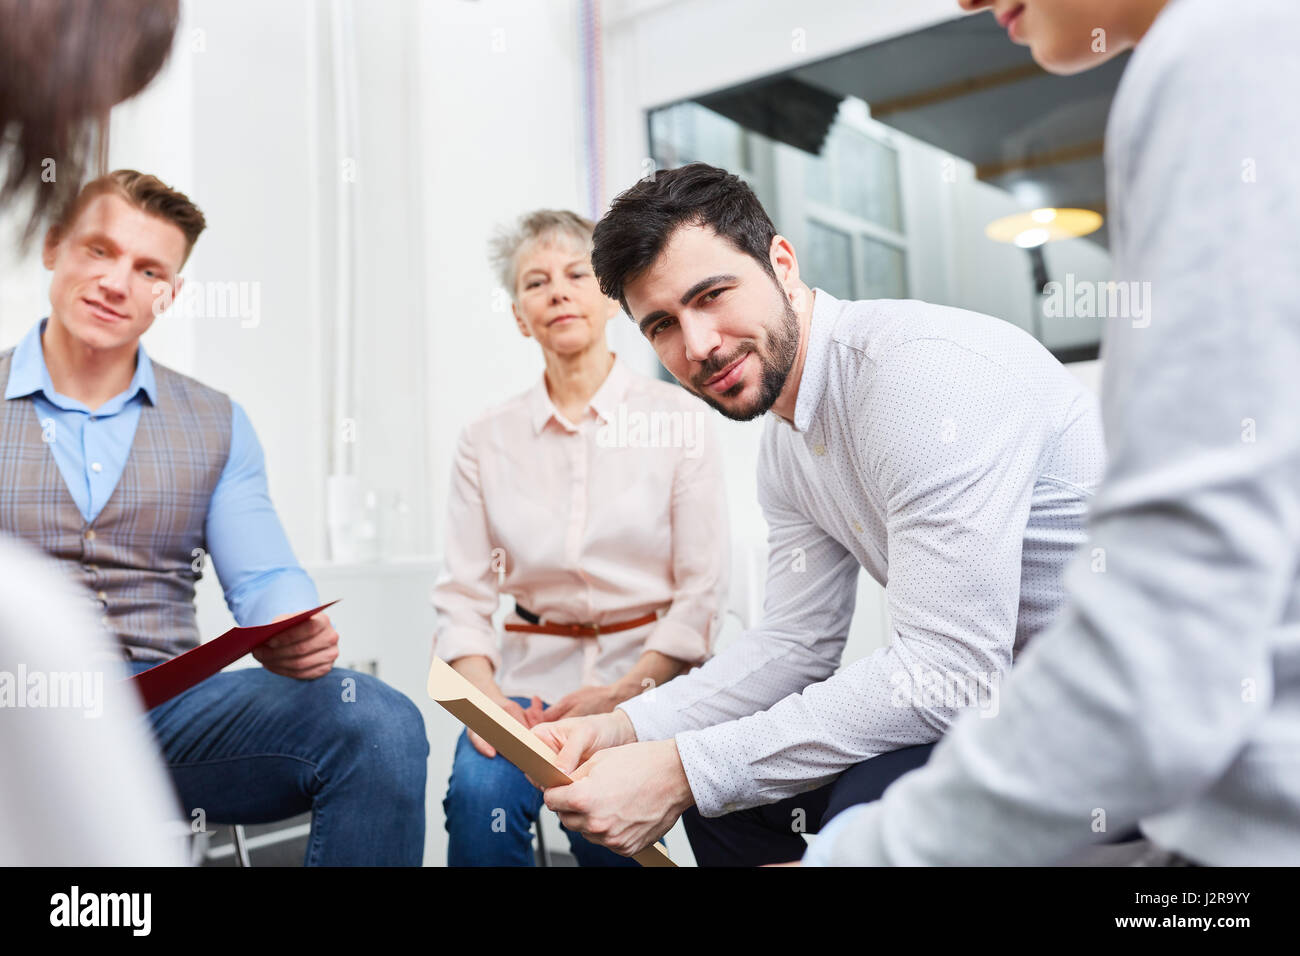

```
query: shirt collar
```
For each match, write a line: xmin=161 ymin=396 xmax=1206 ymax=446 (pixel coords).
xmin=528 ymin=352 xmax=629 ymax=435
xmin=791 ymin=288 xmax=837 ymax=433
xmin=4 ymin=317 xmax=158 ymax=410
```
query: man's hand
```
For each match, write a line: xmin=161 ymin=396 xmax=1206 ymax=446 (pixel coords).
xmin=534 ymin=684 xmax=627 ymax=723
xmin=542 ymin=739 xmax=693 ymax=857
xmin=531 ymin=709 xmax=637 ymax=774
xmin=469 ymin=695 xmax=544 ymax=758
xmin=252 ymin=611 xmax=340 ymax=680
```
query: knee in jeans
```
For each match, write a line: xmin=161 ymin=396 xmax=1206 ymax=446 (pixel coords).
xmin=443 ymin=754 xmax=534 ymax=831
xmin=325 ymin=672 xmax=428 ymax=795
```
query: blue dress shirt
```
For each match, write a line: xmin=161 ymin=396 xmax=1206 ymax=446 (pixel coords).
xmin=4 ymin=318 xmax=319 ymax=627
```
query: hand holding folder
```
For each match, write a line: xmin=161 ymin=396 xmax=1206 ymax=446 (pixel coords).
xmin=126 ymin=600 xmax=340 ymax=710
xmin=427 ymin=656 xmax=676 ymax=867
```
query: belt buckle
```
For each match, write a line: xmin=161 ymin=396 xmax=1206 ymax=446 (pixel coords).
xmin=549 ymin=618 xmax=597 ymax=638
xmin=541 ymin=616 xmax=598 ymax=639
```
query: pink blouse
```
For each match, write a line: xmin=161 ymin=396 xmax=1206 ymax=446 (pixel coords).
xmin=431 ymin=355 xmax=728 ymax=702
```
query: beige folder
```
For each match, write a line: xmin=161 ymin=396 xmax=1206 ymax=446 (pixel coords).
xmin=427 ymin=657 xmax=676 ymax=867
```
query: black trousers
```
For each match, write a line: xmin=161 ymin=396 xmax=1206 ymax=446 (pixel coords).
xmin=683 ymin=743 xmax=937 ymax=867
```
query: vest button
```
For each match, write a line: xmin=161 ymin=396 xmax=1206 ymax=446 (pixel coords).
xmin=97 ymin=591 xmax=108 ymax=601
xmin=83 ymin=529 xmax=96 ymax=541
xmin=100 ymin=616 xmax=110 ymax=627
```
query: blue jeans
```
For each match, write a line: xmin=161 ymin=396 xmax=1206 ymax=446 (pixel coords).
xmin=443 ymin=696 xmax=640 ymax=867
xmin=126 ymin=660 xmax=429 ymax=866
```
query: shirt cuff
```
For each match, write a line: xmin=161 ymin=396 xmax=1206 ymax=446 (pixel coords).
xmin=235 ymin=570 xmax=320 ymax=626
xmin=433 ymin=625 xmax=501 ymax=673
xmin=673 ymin=725 xmax=746 ymax=817
xmin=800 ymin=803 xmax=876 ymax=866
xmin=642 ymin=616 xmax=710 ymax=666
xmin=616 ymin=692 xmax=682 ymax=743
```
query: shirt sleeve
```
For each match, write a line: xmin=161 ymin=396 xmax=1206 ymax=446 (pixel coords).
xmin=618 ymin=422 xmax=861 ymax=747
xmin=800 ymin=802 xmax=870 ymax=867
xmin=816 ymin=3 xmax=1300 ymax=865
xmin=430 ymin=423 xmax=502 ymax=671
xmin=205 ymin=401 xmax=319 ymax=626
xmin=639 ymin=409 xmax=729 ymax=666
xmin=670 ymin=342 xmax=1053 ymax=817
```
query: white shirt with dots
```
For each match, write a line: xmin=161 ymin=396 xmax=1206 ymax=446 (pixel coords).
xmin=618 ymin=288 xmax=1107 ymax=817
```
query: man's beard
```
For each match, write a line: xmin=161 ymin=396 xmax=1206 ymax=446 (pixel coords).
xmin=692 ymin=289 xmax=800 ymax=422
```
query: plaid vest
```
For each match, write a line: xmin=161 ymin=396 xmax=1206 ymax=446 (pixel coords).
xmin=0 ymin=347 xmax=232 ymax=661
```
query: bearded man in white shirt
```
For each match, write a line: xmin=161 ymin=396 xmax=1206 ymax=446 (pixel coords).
xmin=533 ymin=161 xmax=1107 ymax=865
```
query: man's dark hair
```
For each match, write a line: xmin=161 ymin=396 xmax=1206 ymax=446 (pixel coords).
xmin=592 ymin=162 xmax=778 ymax=316
xmin=0 ymin=0 xmax=180 ymax=242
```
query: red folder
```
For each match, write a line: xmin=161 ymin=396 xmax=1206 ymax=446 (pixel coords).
xmin=126 ymin=600 xmax=340 ymax=710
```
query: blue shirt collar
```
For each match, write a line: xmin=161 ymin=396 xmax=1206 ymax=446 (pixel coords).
xmin=4 ymin=317 xmax=157 ymax=412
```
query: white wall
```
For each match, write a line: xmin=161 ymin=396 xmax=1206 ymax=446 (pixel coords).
xmin=418 ymin=0 xmax=599 ymax=541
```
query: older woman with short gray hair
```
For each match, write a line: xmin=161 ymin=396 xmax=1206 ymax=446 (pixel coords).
xmin=431 ymin=208 xmax=728 ymax=866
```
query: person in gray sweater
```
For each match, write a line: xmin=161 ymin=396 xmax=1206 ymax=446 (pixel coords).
xmin=805 ymin=0 xmax=1300 ymax=866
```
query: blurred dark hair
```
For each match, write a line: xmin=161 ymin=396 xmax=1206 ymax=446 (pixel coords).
xmin=591 ymin=162 xmax=778 ymax=316
xmin=0 ymin=0 xmax=180 ymax=241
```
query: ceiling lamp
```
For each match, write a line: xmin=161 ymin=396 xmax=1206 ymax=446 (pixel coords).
xmin=985 ymin=208 xmax=1103 ymax=247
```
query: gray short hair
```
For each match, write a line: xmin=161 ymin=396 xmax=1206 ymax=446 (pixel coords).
xmin=488 ymin=209 xmax=595 ymax=298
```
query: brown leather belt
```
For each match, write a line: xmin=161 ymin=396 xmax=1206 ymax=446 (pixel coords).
xmin=504 ymin=603 xmax=659 ymax=638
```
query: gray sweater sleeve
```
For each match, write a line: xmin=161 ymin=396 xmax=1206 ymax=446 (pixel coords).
xmin=815 ymin=0 xmax=1300 ymax=865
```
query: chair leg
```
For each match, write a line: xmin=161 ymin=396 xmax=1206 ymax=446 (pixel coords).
xmin=189 ymin=828 xmax=210 ymax=866
xmin=231 ymin=824 xmax=251 ymax=867
xmin=534 ymin=815 xmax=549 ymax=867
